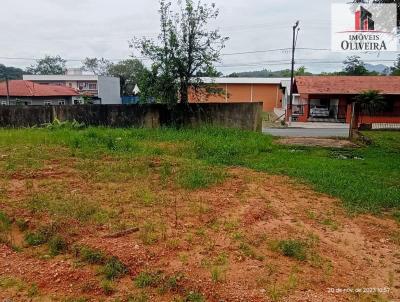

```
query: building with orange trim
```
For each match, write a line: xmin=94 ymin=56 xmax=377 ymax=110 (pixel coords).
xmin=292 ymin=76 xmax=400 ymax=126
xmin=189 ymin=77 xmax=290 ymax=113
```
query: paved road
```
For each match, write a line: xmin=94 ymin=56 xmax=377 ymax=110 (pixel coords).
xmin=263 ymin=128 xmax=350 ymax=138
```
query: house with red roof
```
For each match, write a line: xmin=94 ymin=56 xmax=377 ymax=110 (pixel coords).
xmin=291 ymin=76 xmax=400 ymax=127
xmin=0 ymin=80 xmax=79 ymax=106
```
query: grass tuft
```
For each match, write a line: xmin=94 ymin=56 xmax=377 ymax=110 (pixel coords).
xmin=134 ymin=271 xmax=161 ymax=288
xmin=102 ymin=257 xmax=128 ymax=280
xmin=276 ymin=240 xmax=307 ymax=261
xmin=48 ymin=235 xmax=68 ymax=256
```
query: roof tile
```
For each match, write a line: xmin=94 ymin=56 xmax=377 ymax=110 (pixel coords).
xmin=0 ymin=80 xmax=79 ymax=97
xmin=295 ymin=76 xmax=400 ymax=95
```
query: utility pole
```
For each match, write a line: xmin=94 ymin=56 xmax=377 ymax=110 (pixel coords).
xmin=5 ymin=76 xmax=10 ymax=105
xmin=287 ymin=21 xmax=300 ymax=125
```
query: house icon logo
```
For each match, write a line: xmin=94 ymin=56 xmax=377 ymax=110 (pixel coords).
xmin=331 ymin=3 xmax=397 ymax=52
xmin=355 ymin=6 xmax=375 ymax=31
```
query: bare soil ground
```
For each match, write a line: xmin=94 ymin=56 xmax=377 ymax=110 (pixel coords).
xmin=0 ymin=160 xmax=399 ymax=302
xmin=277 ymin=138 xmax=358 ymax=148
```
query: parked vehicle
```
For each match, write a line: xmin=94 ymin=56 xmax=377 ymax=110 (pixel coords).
xmin=310 ymin=105 xmax=330 ymax=117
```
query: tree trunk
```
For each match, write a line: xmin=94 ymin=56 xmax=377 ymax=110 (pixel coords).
xmin=180 ymin=81 xmax=189 ymax=104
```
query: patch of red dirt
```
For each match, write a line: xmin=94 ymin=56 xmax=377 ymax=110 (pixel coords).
xmin=0 ymin=245 xmax=102 ymax=298
xmin=1 ymin=162 xmax=399 ymax=301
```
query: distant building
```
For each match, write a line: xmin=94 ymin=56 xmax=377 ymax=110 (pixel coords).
xmin=23 ymin=70 xmax=121 ymax=105
xmin=0 ymin=80 xmax=79 ymax=105
xmin=293 ymin=76 xmax=400 ymax=126
xmin=189 ymin=77 xmax=290 ymax=113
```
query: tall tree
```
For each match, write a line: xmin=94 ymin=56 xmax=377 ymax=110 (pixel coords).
xmin=0 ymin=64 xmax=24 ymax=80
xmin=132 ymin=0 xmax=228 ymax=104
xmin=108 ymin=59 xmax=147 ymax=95
xmin=26 ymin=55 xmax=66 ymax=75
xmin=343 ymin=56 xmax=370 ymax=75
xmin=82 ymin=57 xmax=113 ymax=76
xmin=390 ymin=54 xmax=400 ymax=75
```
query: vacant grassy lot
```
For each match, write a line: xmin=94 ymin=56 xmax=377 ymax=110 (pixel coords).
xmin=1 ymin=127 xmax=398 ymax=213
xmin=0 ymin=126 xmax=399 ymax=301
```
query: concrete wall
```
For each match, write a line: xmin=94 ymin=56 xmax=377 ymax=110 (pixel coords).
xmin=0 ymin=103 xmax=262 ymax=131
xmin=98 ymin=76 xmax=121 ymax=105
xmin=0 ymin=97 xmax=74 ymax=106
xmin=189 ymin=83 xmax=283 ymax=112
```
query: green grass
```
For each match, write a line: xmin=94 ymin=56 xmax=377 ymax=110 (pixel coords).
xmin=0 ymin=127 xmax=399 ymax=213
xmin=73 ymin=245 xmax=107 ymax=265
xmin=276 ymin=240 xmax=308 ymax=261
xmin=102 ymin=257 xmax=128 ymax=280
xmin=134 ymin=271 xmax=162 ymax=288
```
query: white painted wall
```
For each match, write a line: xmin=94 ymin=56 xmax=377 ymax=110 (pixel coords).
xmin=98 ymin=76 xmax=121 ymax=104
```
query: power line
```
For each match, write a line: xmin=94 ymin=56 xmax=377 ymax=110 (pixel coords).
xmin=216 ymin=59 xmax=397 ymax=68
xmin=0 ymin=48 xmax=333 ymax=63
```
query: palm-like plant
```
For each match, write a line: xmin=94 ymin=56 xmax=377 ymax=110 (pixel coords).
xmin=354 ymin=90 xmax=387 ymax=115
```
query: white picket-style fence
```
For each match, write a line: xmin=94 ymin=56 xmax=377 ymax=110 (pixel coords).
xmin=372 ymin=123 xmax=400 ymax=130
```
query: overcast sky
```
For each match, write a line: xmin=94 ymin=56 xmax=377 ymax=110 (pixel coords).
xmin=0 ymin=0 xmax=398 ymax=74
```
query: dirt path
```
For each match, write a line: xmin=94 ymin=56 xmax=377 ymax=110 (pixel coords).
xmin=0 ymin=166 xmax=398 ymax=301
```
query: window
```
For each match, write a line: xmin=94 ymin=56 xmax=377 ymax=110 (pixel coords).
xmin=88 ymin=83 xmax=97 ymax=90
xmin=44 ymin=101 xmax=52 ymax=106
xmin=58 ymin=100 xmax=65 ymax=105
xmin=1 ymin=101 xmax=7 ymax=106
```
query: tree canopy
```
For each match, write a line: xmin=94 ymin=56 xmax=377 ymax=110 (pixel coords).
xmin=26 ymin=55 xmax=66 ymax=75
xmin=390 ymin=55 xmax=400 ymax=75
xmin=108 ymin=59 xmax=148 ymax=96
xmin=0 ymin=64 xmax=24 ymax=80
xmin=132 ymin=0 xmax=228 ymax=104
xmin=343 ymin=56 xmax=371 ymax=75
xmin=82 ymin=57 xmax=113 ymax=76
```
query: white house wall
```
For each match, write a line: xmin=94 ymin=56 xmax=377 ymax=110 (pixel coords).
xmin=97 ymin=76 xmax=121 ymax=105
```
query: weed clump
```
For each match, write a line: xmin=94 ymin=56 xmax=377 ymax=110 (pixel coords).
xmin=72 ymin=245 xmax=107 ymax=265
xmin=48 ymin=235 xmax=68 ymax=256
xmin=177 ymin=164 xmax=225 ymax=190
xmin=277 ymin=240 xmax=307 ymax=261
xmin=102 ymin=257 xmax=127 ymax=280
xmin=72 ymin=245 xmax=127 ymax=280
xmin=183 ymin=291 xmax=205 ymax=302
xmin=134 ymin=271 xmax=161 ymax=288
xmin=24 ymin=224 xmax=59 ymax=247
